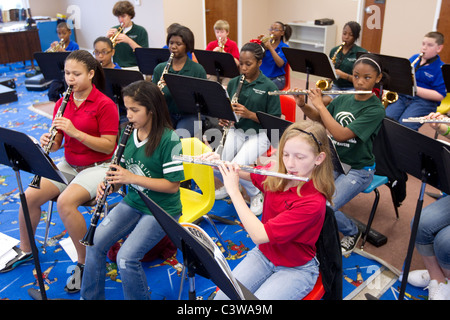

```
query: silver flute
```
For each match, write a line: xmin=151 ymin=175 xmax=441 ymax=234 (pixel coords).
xmin=268 ymin=89 xmax=373 ymax=96
xmin=173 ymin=155 xmax=309 ymax=181
xmin=402 ymin=116 xmax=450 ymax=124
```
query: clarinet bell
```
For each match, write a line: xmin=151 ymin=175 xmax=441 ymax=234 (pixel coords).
xmin=79 ymin=225 xmax=96 ymax=246
xmin=29 ymin=175 xmax=41 ymax=189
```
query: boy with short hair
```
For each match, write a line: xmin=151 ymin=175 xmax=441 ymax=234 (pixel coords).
xmin=386 ymin=31 xmax=446 ymax=130
xmin=206 ymin=20 xmax=239 ymax=65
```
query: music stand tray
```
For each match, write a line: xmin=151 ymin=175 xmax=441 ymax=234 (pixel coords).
xmin=0 ymin=127 xmax=68 ymax=300
xmin=382 ymin=118 xmax=450 ymax=300
xmin=194 ymin=49 xmax=239 ymax=83
xmin=134 ymin=48 xmax=171 ymax=76
xmin=33 ymin=52 xmax=71 ymax=81
xmin=137 ymin=191 xmax=256 ymax=300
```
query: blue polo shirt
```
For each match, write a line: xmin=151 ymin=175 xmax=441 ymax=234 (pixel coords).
xmin=260 ymin=41 xmax=289 ymax=78
xmin=411 ymin=53 xmax=446 ymax=98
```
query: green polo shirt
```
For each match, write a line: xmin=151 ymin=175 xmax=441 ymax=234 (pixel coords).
xmin=120 ymin=128 xmax=184 ymax=217
xmin=329 ymin=44 xmax=367 ymax=88
xmin=113 ymin=23 xmax=148 ymax=68
xmin=226 ymin=71 xmax=281 ymax=133
xmin=152 ymin=58 xmax=207 ymax=115
xmin=327 ymin=94 xmax=385 ymax=169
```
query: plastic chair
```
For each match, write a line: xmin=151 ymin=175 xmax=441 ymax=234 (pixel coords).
xmin=437 ymin=93 xmax=450 ymax=115
xmin=178 ymin=137 xmax=215 ymax=224
xmin=360 ymin=174 xmax=399 ymax=250
xmin=302 ymin=272 xmax=325 ymax=300
xmin=281 ymin=63 xmax=291 ymax=91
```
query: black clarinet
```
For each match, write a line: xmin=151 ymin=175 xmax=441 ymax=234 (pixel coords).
xmin=29 ymin=85 xmax=73 ymax=189
xmin=80 ymin=123 xmax=133 ymax=246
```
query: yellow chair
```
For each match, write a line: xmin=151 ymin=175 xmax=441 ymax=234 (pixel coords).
xmin=437 ymin=93 xmax=450 ymax=115
xmin=178 ymin=137 xmax=215 ymax=224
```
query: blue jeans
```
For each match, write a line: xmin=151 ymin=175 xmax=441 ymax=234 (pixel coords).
xmin=330 ymin=167 xmax=375 ymax=236
xmin=214 ymin=247 xmax=319 ymax=300
xmin=171 ymin=113 xmax=204 ymax=138
xmin=269 ymin=75 xmax=286 ymax=90
xmin=414 ymin=195 xmax=450 ymax=270
xmin=80 ymin=201 xmax=175 ymax=300
xmin=385 ymin=94 xmax=438 ymax=131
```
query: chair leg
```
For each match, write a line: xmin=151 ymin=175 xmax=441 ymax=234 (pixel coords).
xmin=387 ymin=185 xmax=400 ymax=220
xmin=361 ymin=188 xmax=380 ymax=250
xmin=42 ymin=200 xmax=54 ymax=253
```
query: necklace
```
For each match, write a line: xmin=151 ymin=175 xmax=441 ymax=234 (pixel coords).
xmin=73 ymin=95 xmax=86 ymax=102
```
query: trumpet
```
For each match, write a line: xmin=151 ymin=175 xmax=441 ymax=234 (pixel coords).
xmin=218 ymin=37 xmax=225 ymax=52
xmin=110 ymin=23 xmax=124 ymax=47
xmin=46 ymin=39 xmax=65 ymax=52
xmin=402 ymin=116 xmax=450 ymax=124
xmin=316 ymin=79 xmax=332 ymax=91
xmin=173 ymin=155 xmax=309 ymax=181
xmin=382 ymin=90 xmax=398 ymax=108
xmin=259 ymin=34 xmax=274 ymax=45
xmin=331 ymin=42 xmax=345 ymax=65
xmin=29 ymin=85 xmax=73 ymax=189
xmin=216 ymin=74 xmax=245 ymax=155
xmin=268 ymin=89 xmax=372 ymax=96
xmin=157 ymin=52 xmax=174 ymax=92
xmin=80 ymin=123 xmax=134 ymax=247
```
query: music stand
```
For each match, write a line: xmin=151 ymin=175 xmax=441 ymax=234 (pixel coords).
xmin=33 ymin=52 xmax=71 ymax=82
xmin=256 ymin=111 xmax=351 ymax=175
xmin=163 ymin=74 xmax=238 ymax=140
xmin=356 ymin=52 xmax=416 ymax=96
xmin=194 ymin=49 xmax=239 ymax=84
xmin=103 ymin=68 xmax=144 ymax=121
xmin=442 ymin=64 xmax=450 ymax=93
xmin=134 ymin=48 xmax=171 ymax=76
xmin=382 ymin=118 xmax=450 ymax=300
xmin=137 ymin=191 xmax=256 ymax=300
xmin=0 ymin=127 xmax=68 ymax=300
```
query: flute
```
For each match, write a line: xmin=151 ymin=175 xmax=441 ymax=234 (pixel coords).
xmin=402 ymin=117 xmax=450 ymax=124
xmin=268 ymin=89 xmax=373 ymax=96
xmin=173 ymin=155 xmax=309 ymax=181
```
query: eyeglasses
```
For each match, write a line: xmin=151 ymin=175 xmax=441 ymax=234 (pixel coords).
xmin=93 ymin=50 xmax=113 ymax=56
xmin=268 ymin=28 xmax=282 ymax=32
xmin=293 ymin=128 xmax=322 ymax=153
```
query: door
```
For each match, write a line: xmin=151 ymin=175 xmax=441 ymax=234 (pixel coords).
xmin=361 ymin=0 xmax=386 ymax=53
xmin=205 ymin=0 xmax=238 ymax=45
xmin=437 ymin=0 xmax=450 ymax=63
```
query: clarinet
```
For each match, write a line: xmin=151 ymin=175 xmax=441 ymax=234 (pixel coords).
xmin=157 ymin=52 xmax=174 ymax=92
xmin=80 ymin=123 xmax=133 ymax=246
xmin=29 ymin=85 xmax=73 ymax=189
xmin=216 ymin=74 xmax=245 ymax=155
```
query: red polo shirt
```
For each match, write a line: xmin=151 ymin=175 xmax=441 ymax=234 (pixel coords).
xmin=251 ymin=170 xmax=326 ymax=267
xmin=205 ymin=38 xmax=240 ymax=60
xmin=53 ymin=85 xmax=119 ymax=166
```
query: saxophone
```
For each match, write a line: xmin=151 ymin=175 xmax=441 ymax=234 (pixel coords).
xmin=331 ymin=42 xmax=345 ymax=65
xmin=80 ymin=122 xmax=134 ymax=246
xmin=29 ymin=85 xmax=73 ymax=189
xmin=216 ymin=74 xmax=245 ymax=155
xmin=157 ymin=52 xmax=174 ymax=92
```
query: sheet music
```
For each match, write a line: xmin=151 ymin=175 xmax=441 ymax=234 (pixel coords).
xmin=0 ymin=233 xmax=20 ymax=270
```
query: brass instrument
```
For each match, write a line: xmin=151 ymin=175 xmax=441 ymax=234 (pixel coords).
xmin=216 ymin=74 xmax=245 ymax=155
xmin=218 ymin=37 xmax=225 ymax=52
xmin=46 ymin=39 xmax=65 ymax=52
xmin=259 ymin=34 xmax=274 ymax=45
xmin=316 ymin=79 xmax=332 ymax=91
xmin=268 ymin=89 xmax=372 ymax=96
xmin=29 ymin=86 xmax=73 ymax=189
xmin=173 ymin=155 xmax=309 ymax=181
xmin=80 ymin=123 xmax=134 ymax=247
xmin=331 ymin=42 xmax=345 ymax=65
xmin=110 ymin=23 xmax=124 ymax=47
xmin=402 ymin=116 xmax=450 ymax=124
xmin=382 ymin=90 xmax=399 ymax=108
xmin=157 ymin=52 xmax=174 ymax=92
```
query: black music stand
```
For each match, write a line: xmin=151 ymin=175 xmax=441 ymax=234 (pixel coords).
xmin=256 ymin=111 xmax=351 ymax=175
xmin=382 ymin=118 xmax=450 ymax=300
xmin=356 ymin=52 xmax=416 ymax=96
xmin=137 ymin=191 xmax=256 ymax=300
xmin=194 ymin=49 xmax=239 ymax=84
xmin=103 ymin=68 xmax=144 ymax=122
xmin=134 ymin=48 xmax=171 ymax=76
xmin=163 ymin=74 xmax=237 ymax=140
xmin=0 ymin=127 xmax=68 ymax=300
xmin=442 ymin=64 xmax=450 ymax=93
xmin=33 ymin=52 xmax=71 ymax=82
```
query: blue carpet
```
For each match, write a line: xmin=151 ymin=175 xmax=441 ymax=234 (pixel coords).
xmin=0 ymin=61 xmax=427 ymax=301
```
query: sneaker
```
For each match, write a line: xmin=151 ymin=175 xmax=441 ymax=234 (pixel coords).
xmin=341 ymin=231 xmax=361 ymax=255
xmin=249 ymin=192 xmax=263 ymax=216
xmin=64 ymin=262 xmax=84 ymax=293
xmin=215 ymin=186 xmax=229 ymax=200
xmin=430 ymin=280 xmax=450 ymax=300
xmin=0 ymin=246 xmax=33 ymax=273
xmin=399 ymin=269 xmax=430 ymax=288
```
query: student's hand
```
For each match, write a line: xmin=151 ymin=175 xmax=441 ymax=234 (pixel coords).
xmin=293 ymin=88 xmax=306 ymax=107
xmin=106 ymin=28 xmax=117 ymax=38
xmin=424 ymin=112 xmax=447 ymax=131
xmin=105 ymin=164 xmax=134 ymax=185
xmin=52 ymin=117 xmax=78 ymax=138
xmin=198 ymin=152 xmax=220 ymax=162
xmin=218 ymin=118 xmax=233 ymax=127
xmin=40 ymin=132 xmax=52 ymax=147
xmin=308 ymin=88 xmax=325 ymax=108
xmin=232 ymin=103 xmax=251 ymax=119
xmin=96 ymin=180 xmax=108 ymax=200
xmin=218 ymin=161 xmax=241 ymax=194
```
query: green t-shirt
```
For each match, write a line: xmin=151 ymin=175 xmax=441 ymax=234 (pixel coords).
xmin=327 ymin=94 xmax=385 ymax=169
xmin=226 ymin=71 xmax=281 ymax=133
xmin=120 ymin=128 xmax=184 ymax=217
xmin=329 ymin=44 xmax=367 ymax=88
xmin=113 ymin=23 xmax=149 ymax=68
xmin=152 ymin=58 xmax=207 ymax=115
